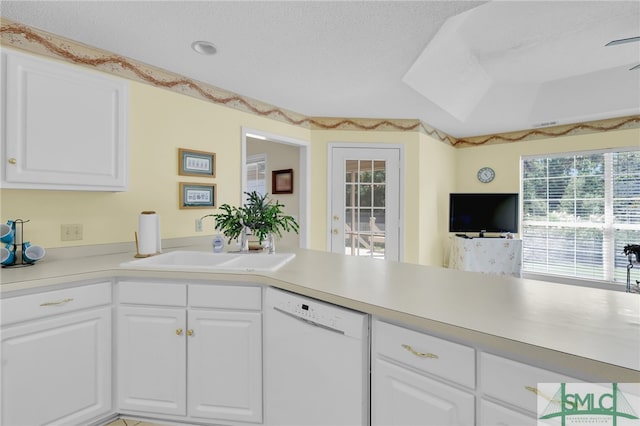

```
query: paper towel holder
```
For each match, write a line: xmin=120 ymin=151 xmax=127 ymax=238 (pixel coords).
xmin=134 ymin=210 xmax=161 ymax=258
xmin=134 ymin=231 xmax=160 ymax=258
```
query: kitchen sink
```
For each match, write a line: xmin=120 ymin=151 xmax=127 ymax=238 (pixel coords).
xmin=120 ymin=250 xmax=295 ymax=272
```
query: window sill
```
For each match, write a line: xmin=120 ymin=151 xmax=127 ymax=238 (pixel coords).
xmin=522 ymin=272 xmax=628 ymax=292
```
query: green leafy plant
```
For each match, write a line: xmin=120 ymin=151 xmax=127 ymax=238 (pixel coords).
xmin=203 ymin=191 xmax=299 ymax=244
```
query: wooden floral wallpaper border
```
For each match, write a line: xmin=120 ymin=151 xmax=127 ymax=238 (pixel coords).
xmin=2 ymin=18 xmax=638 ymax=148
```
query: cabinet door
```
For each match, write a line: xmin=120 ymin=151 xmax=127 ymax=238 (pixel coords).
xmin=372 ymin=357 xmax=475 ymax=426
xmin=2 ymin=49 xmax=128 ymax=191
xmin=117 ymin=306 xmax=186 ymax=416
xmin=479 ymin=399 xmax=536 ymax=426
xmin=1 ymin=307 xmax=111 ymax=426
xmin=187 ymin=309 xmax=262 ymax=423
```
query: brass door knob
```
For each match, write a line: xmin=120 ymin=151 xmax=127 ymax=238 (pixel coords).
xmin=176 ymin=328 xmax=183 ymax=336
xmin=187 ymin=329 xmax=194 ymax=337
xmin=8 ymin=158 xmax=17 ymax=165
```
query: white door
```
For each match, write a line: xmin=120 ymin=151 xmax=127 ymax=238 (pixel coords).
xmin=330 ymin=146 xmax=401 ymax=260
xmin=372 ymin=358 xmax=475 ymax=426
xmin=1 ymin=308 xmax=111 ymax=426
xmin=117 ymin=306 xmax=186 ymax=416
xmin=187 ymin=309 xmax=262 ymax=423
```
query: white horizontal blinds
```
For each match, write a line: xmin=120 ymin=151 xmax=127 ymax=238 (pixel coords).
xmin=246 ymin=155 xmax=266 ymax=197
xmin=522 ymin=149 xmax=640 ymax=283
xmin=612 ymin=151 xmax=640 ymax=281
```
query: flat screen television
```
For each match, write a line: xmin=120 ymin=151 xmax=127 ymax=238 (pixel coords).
xmin=449 ymin=193 xmax=519 ymax=235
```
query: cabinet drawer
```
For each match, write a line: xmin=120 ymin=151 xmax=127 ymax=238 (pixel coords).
xmin=119 ymin=281 xmax=186 ymax=306
xmin=189 ymin=284 xmax=261 ymax=310
xmin=373 ymin=319 xmax=475 ymax=388
xmin=1 ymin=282 xmax=111 ymax=325
xmin=479 ymin=399 xmax=536 ymax=426
xmin=480 ymin=352 xmax=580 ymax=413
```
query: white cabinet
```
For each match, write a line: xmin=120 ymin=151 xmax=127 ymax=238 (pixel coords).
xmin=1 ymin=49 xmax=128 ymax=191
xmin=477 ymin=351 xmax=581 ymax=425
xmin=479 ymin=352 xmax=580 ymax=416
xmin=117 ymin=306 xmax=187 ymax=416
xmin=0 ymin=282 xmax=112 ymax=426
xmin=187 ymin=309 xmax=262 ymax=422
xmin=116 ymin=280 xmax=262 ymax=424
xmin=372 ymin=319 xmax=475 ymax=426
xmin=479 ymin=399 xmax=536 ymax=426
xmin=449 ymin=236 xmax=522 ymax=277
xmin=374 ymin=358 xmax=475 ymax=425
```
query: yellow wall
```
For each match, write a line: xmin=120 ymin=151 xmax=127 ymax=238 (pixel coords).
xmin=0 ymin=80 xmax=310 ymax=248
xmin=307 ymin=130 xmax=451 ymax=265
xmin=447 ymin=128 xmax=640 ymax=261
xmin=454 ymin=129 xmax=640 ymax=194
xmin=1 ymin=57 xmax=637 ymax=268
xmin=418 ymin=133 xmax=457 ymax=266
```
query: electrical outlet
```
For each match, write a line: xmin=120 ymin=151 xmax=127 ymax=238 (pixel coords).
xmin=195 ymin=218 xmax=203 ymax=232
xmin=61 ymin=224 xmax=83 ymax=241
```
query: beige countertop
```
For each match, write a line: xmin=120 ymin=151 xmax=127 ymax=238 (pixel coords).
xmin=2 ymin=243 xmax=639 ymax=380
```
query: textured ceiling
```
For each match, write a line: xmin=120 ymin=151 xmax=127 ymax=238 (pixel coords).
xmin=2 ymin=1 xmax=639 ymax=138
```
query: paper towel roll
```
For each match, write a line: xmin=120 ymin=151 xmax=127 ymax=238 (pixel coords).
xmin=138 ymin=211 xmax=161 ymax=255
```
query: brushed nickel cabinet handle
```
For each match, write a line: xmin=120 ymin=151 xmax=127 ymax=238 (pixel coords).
xmin=525 ymin=386 xmax=561 ymax=403
xmin=40 ymin=298 xmax=74 ymax=306
xmin=401 ymin=344 xmax=439 ymax=359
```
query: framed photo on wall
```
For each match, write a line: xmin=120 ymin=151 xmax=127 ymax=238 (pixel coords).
xmin=272 ymin=169 xmax=293 ymax=194
xmin=178 ymin=148 xmax=216 ymax=177
xmin=179 ymin=182 xmax=216 ymax=209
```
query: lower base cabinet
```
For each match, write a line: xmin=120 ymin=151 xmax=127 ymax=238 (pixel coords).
xmin=117 ymin=306 xmax=187 ymax=416
xmin=116 ymin=281 xmax=262 ymax=425
xmin=372 ymin=319 xmax=476 ymax=426
xmin=373 ymin=358 xmax=475 ymax=425
xmin=1 ymin=304 xmax=111 ymax=426
xmin=187 ymin=309 xmax=262 ymax=422
xmin=479 ymin=399 xmax=536 ymax=426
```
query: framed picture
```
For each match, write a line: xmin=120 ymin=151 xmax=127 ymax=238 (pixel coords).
xmin=272 ymin=169 xmax=294 ymax=194
xmin=179 ymin=182 xmax=216 ymax=209
xmin=178 ymin=148 xmax=216 ymax=177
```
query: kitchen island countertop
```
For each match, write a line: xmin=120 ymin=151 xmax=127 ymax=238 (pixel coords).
xmin=1 ymin=244 xmax=639 ymax=379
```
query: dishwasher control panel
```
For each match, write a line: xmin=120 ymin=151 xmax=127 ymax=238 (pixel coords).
xmin=267 ymin=287 xmax=366 ymax=338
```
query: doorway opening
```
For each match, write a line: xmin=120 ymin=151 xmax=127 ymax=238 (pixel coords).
xmin=241 ymin=127 xmax=310 ymax=249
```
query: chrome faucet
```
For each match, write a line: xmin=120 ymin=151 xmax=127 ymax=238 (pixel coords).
xmin=240 ymin=226 xmax=251 ymax=253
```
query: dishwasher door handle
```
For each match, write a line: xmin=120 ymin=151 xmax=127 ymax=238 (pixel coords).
xmin=273 ymin=306 xmax=345 ymax=335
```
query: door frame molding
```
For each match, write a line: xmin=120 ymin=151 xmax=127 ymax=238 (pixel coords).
xmin=241 ymin=127 xmax=311 ymax=249
xmin=327 ymin=143 xmax=404 ymax=261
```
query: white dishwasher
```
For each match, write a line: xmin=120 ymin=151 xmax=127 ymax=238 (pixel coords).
xmin=264 ymin=287 xmax=369 ymax=426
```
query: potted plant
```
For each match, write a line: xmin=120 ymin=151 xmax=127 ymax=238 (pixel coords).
xmin=203 ymin=191 xmax=299 ymax=251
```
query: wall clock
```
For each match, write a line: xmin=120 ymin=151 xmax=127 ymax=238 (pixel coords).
xmin=477 ymin=167 xmax=495 ymax=183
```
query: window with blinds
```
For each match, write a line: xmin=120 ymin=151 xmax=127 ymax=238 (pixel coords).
xmin=521 ymin=149 xmax=640 ymax=283
xmin=246 ymin=154 xmax=267 ymax=197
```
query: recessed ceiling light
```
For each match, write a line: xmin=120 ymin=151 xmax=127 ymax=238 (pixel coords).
xmin=191 ymin=41 xmax=217 ymax=55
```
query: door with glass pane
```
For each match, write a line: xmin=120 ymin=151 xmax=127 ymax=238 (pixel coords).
xmin=330 ymin=147 xmax=400 ymax=261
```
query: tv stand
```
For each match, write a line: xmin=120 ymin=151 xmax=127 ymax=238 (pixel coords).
xmin=449 ymin=236 xmax=522 ymax=277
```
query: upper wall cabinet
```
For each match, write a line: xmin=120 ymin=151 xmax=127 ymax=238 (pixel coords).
xmin=1 ymin=49 xmax=128 ymax=191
